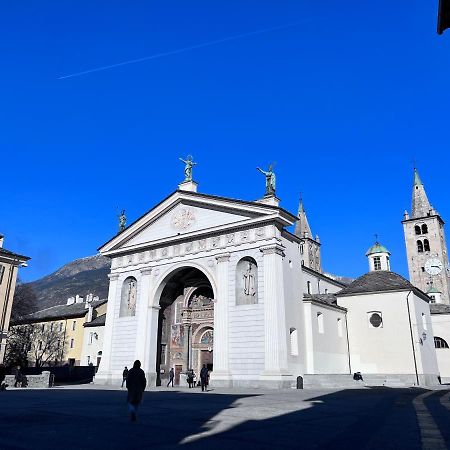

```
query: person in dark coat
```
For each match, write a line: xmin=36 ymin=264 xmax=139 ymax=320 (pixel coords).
xmin=12 ymin=365 xmax=23 ymax=388
xmin=0 ymin=364 xmax=6 ymax=390
xmin=126 ymin=360 xmax=146 ymax=422
xmin=167 ymin=368 xmax=174 ymax=387
xmin=200 ymin=364 xmax=209 ymax=392
xmin=122 ymin=366 xmax=129 ymax=388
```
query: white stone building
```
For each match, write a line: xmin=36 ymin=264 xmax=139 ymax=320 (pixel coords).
xmin=94 ymin=169 xmax=443 ymax=389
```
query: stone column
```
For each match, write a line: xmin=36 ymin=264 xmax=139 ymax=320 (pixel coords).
xmin=260 ymin=244 xmax=290 ymax=385
xmin=135 ymin=268 xmax=152 ymax=366
xmin=95 ymin=273 xmax=119 ymax=383
xmin=146 ymin=305 xmax=161 ymax=386
xmin=210 ymin=253 xmax=231 ymax=386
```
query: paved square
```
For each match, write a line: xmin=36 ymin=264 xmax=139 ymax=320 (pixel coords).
xmin=1 ymin=386 xmax=450 ymax=449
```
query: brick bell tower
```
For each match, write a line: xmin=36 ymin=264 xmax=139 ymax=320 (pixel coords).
xmin=402 ymin=168 xmax=450 ymax=304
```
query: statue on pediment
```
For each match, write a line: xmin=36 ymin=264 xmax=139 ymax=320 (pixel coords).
xmin=257 ymin=164 xmax=276 ymax=196
xmin=179 ymin=155 xmax=197 ymax=182
xmin=118 ymin=209 xmax=126 ymax=232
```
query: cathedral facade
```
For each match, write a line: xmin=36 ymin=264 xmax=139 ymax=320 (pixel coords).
xmin=95 ymin=168 xmax=443 ymax=388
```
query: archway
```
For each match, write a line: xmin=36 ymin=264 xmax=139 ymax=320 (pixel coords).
xmin=155 ymin=267 xmax=214 ymax=386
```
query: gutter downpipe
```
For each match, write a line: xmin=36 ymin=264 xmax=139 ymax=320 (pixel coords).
xmin=406 ymin=290 xmax=420 ymax=386
xmin=344 ymin=311 xmax=352 ymax=374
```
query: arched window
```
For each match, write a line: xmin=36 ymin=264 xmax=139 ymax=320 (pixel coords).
xmin=422 ymin=313 xmax=427 ymax=331
xmin=415 ymin=225 xmax=421 ymax=235
xmin=317 ymin=312 xmax=324 ymax=334
xmin=337 ymin=318 xmax=343 ymax=337
xmin=417 ymin=240 xmax=423 ymax=253
xmin=290 ymin=328 xmax=299 ymax=356
xmin=236 ymin=257 xmax=258 ymax=305
xmin=424 ymin=239 xmax=430 ymax=252
xmin=422 ymin=224 xmax=428 ymax=234
xmin=434 ymin=336 xmax=449 ymax=349
xmin=120 ymin=277 xmax=137 ymax=317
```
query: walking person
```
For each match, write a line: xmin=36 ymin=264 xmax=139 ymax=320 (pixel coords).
xmin=167 ymin=367 xmax=174 ymax=387
xmin=0 ymin=363 xmax=6 ymax=391
xmin=121 ymin=366 xmax=129 ymax=387
xmin=12 ymin=365 xmax=23 ymax=388
xmin=126 ymin=360 xmax=146 ymax=422
xmin=200 ymin=364 xmax=209 ymax=392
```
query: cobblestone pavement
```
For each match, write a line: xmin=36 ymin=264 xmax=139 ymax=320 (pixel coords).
xmin=1 ymin=385 xmax=450 ymax=449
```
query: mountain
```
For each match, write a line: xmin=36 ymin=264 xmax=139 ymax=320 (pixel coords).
xmin=18 ymin=254 xmax=111 ymax=312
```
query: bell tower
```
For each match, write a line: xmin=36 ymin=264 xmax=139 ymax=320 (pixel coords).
xmin=402 ymin=168 xmax=450 ymax=304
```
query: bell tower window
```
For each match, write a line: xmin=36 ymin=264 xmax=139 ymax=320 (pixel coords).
xmin=422 ymin=224 xmax=428 ymax=234
xmin=424 ymin=239 xmax=430 ymax=252
xmin=417 ymin=240 xmax=423 ymax=253
xmin=373 ymin=256 xmax=382 ymax=271
xmin=415 ymin=225 xmax=421 ymax=235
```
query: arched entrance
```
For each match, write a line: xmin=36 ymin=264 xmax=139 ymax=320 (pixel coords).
xmin=155 ymin=267 xmax=214 ymax=386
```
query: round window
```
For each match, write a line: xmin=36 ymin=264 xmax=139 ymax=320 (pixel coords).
xmin=370 ymin=313 xmax=382 ymax=328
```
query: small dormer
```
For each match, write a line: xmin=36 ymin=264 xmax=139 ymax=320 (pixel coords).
xmin=366 ymin=241 xmax=391 ymax=272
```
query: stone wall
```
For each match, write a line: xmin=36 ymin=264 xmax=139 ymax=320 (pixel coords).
xmin=4 ymin=371 xmax=51 ymax=388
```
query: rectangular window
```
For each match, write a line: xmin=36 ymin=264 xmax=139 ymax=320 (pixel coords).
xmin=373 ymin=256 xmax=381 ymax=271
xmin=89 ymin=332 xmax=93 ymax=345
xmin=72 ymin=321 xmax=76 ymax=331
xmin=50 ymin=323 xmax=54 ymax=332
xmin=307 ymin=281 xmax=311 ymax=294
xmin=41 ymin=324 xmax=45 ymax=332
xmin=59 ymin=322 xmax=63 ymax=332
xmin=70 ymin=338 xmax=74 ymax=349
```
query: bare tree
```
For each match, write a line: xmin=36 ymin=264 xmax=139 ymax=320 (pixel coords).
xmin=12 ymin=279 xmax=37 ymax=320
xmin=5 ymin=323 xmax=67 ymax=368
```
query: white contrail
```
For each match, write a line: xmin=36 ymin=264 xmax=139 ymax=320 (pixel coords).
xmin=58 ymin=21 xmax=302 ymax=80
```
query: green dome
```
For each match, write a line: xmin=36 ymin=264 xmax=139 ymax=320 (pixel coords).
xmin=366 ymin=242 xmax=390 ymax=256
xmin=427 ymin=286 xmax=440 ymax=294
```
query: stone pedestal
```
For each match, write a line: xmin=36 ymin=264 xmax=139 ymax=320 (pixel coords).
xmin=178 ymin=180 xmax=198 ymax=192
xmin=256 ymin=195 xmax=280 ymax=207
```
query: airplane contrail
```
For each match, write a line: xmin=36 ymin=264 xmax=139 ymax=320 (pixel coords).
xmin=58 ymin=21 xmax=302 ymax=80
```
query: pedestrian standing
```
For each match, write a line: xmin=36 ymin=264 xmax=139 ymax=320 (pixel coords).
xmin=167 ymin=367 xmax=174 ymax=387
xmin=187 ymin=369 xmax=194 ymax=388
xmin=0 ymin=363 xmax=6 ymax=390
xmin=13 ymin=365 xmax=22 ymax=388
xmin=126 ymin=360 xmax=146 ymax=422
xmin=200 ymin=364 xmax=209 ymax=392
xmin=122 ymin=366 xmax=129 ymax=387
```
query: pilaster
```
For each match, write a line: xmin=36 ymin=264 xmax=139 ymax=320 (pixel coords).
xmin=260 ymin=244 xmax=291 ymax=382
xmin=95 ymin=272 xmax=119 ymax=380
xmin=210 ymin=253 xmax=231 ymax=384
xmin=134 ymin=268 xmax=153 ymax=365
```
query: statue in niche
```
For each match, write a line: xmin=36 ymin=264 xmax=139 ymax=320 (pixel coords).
xmin=127 ymin=279 xmax=137 ymax=314
xmin=243 ymin=262 xmax=256 ymax=296
xmin=118 ymin=209 xmax=126 ymax=232
xmin=256 ymin=164 xmax=276 ymax=196
xmin=179 ymin=155 xmax=197 ymax=182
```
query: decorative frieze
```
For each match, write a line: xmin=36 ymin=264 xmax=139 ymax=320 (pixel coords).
xmin=114 ymin=225 xmax=270 ymax=267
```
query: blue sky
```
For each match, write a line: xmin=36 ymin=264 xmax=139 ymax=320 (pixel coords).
xmin=2 ymin=1 xmax=450 ymax=282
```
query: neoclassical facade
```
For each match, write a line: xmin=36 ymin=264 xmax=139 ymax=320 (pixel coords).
xmin=95 ymin=180 xmax=304 ymax=388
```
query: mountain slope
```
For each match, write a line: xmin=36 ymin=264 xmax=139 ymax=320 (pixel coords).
xmin=23 ymin=254 xmax=111 ymax=311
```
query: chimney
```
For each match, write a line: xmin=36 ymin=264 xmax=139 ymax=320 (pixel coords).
xmin=67 ymin=297 xmax=75 ymax=306
xmin=87 ymin=305 xmax=94 ymax=323
xmin=75 ymin=294 xmax=84 ymax=304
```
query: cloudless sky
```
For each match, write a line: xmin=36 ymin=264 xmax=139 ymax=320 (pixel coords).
xmin=2 ymin=1 xmax=450 ymax=282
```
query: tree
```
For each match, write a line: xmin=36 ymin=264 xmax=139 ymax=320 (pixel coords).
xmin=11 ymin=279 xmax=37 ymax=320
xmin=5 ymin=323 xmax=67 ymax=368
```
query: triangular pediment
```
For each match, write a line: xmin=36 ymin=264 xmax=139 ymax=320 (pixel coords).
xmin=99 ymin=190 xmax=296 ymax=254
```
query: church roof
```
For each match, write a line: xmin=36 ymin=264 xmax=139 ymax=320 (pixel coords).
xmin=84 ymin=314 xmax=106 ymax=327
xmin=336 ymin=271 xmax=430 ymax=301
xmin=294 ymin=197 xmax=313 ymax=239
xmin=365 ymin=242 xmax=390 ymax=256
xmin=303 ymin=293 xmax=347 ymax=311
xmin=411 ymin=168 xmax=432 ymax=218
xmin=430 ymin=304 xmax=450 ymax=314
